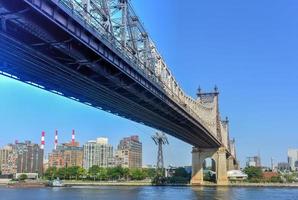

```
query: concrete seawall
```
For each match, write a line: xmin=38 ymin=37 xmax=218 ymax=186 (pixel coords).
xmin=1 ymin=179 xmax=298 ymax=188
xmin=195 ymin=182 xmax=298 ymax=187
xmin=64 ymin=180 xmax=152 ymax=186
xmin=0 ymin=179 xmax=11 ymax=185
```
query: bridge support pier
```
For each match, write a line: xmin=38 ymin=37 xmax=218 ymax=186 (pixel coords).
xmin=191 ymin=147 xmax=228 ymax=185
xmin=227 ymin=156 xmax=238 ymax=171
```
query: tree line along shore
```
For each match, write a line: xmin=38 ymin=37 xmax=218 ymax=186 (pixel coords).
xmin=2 ymin=166 xmax=298 ymax=187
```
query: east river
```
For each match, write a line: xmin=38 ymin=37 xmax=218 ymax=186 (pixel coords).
xmin=1 ymin=186 xmax=298 ymax=200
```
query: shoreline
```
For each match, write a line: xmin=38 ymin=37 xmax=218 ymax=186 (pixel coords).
xmin=228 ymin=183 xmax=298 ymax=188
xmin=1 ymin=180 xmax=298 ymax=188
xmin=64 ymin=180 xmax=153 ymax=187
xmin=48 ymin=182 xmax=298 ymax=188
xmin=192 ymin=182 xmax=298 ymax=188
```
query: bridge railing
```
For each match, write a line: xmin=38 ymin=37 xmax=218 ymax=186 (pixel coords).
xmin=56 ymin=0 xmax=221 ymax=142
xmin=56 ymin=1 xmax=168 ymax=85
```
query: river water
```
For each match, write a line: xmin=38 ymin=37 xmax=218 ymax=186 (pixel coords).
xmin=1 ymin=186 xmax=298 ymax=200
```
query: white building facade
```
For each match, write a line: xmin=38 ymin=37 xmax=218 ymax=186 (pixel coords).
xmin=288 ymin=149 xmax=298 ymax=171
xmin=83 ymin=138 xmax=113 ymax=170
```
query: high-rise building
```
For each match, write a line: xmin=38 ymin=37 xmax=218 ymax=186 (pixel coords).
xmin=48 ymin=150 xmax=64 ymax=168
xmin=43 ymin=158 xmax=49 ymax=172
xmin=0 ymin=145 xmax=13 ymax=167
xmin=83 ymin=137 xmax=113 ymax=170
xmin=277 ymin=162 xmax=291 ymax=171
xmin=288 ymin=149 xmax=298 ymax=171
xmin=2 ymin=152 xmax=18 ymax=175
xmin=0 ymin=144 xmax=17 ymax=175
xmin=246 ymin=156 xmax=261 ymax=167
xmin=15 ymin=141 xmax=44 ymax=175
xmin=48 ymin=141 xmax=83 ymax=168
xmin=115 ymin=135 xmax=142 ymax=168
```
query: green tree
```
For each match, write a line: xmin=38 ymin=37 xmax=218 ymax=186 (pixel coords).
xmin=270 ymin=176 xmax=282 ymax=183
xmin=152 ymin=174 xmax=167 ymax=185
xmin=130 ymin=168 xmax=146 ymax=180
xmin=97 ymin=167 xmax=108 ymax=181
xmin=284 ymin=174 xmax=296 ymax=183
xmin=19 ymin=174 xmax=28 ymax=181
xmin=107 ymin=166 xmax=124 ymax=180
xmin=57 ymin=167 xmax=68 ymax=180
xmin=243 ymin=166 xmax=262 ymax=181
xmin=173 ymin=167 xmax=190 ymax=178
xmin=67 ymin=166 xmax=80 ymax=180
xmin=167 ymin=176 xmax=190 ymax=184
xmin=78 ymin=167 xmax=87 ymax=180
xmin=44 ymin=167 xmax=58 ymax=180
xmin=89 ymin=165 xmax=100 ymax=181
xmin=143 ymin=168 xmax=156 ymax=179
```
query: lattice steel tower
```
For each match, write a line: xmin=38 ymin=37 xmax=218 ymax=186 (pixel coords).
xmin=152 ymin=132 xmax=169 ymax=171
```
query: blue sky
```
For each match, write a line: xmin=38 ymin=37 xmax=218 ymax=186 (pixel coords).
xmin=1 ymin=0 xmax=298 ymax=167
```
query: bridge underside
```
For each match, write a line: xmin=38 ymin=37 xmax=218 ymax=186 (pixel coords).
xmin=0 ymin=0 xmax=221 ymax=148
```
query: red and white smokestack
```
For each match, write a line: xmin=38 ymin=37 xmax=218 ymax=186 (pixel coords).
xmin=54 ymin=130 xmax=58 ymax=150
xmin=41 ymin=131 xmax=45 ymax=150
xmin=72 ymin=129 xmax=75 ymax=145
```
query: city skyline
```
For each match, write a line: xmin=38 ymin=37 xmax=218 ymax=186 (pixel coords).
xmin=1 ymin=0 xmax=298 ymax=168
xmin=0 ymin=78 xmax=188 ymax=167
xmin=0 ymin=120 xmax=295 ymax=169
xmin=0 ymin=102 xmax=172 ymax=167
xmin=0 ymin=134 xmax=144 ymax=176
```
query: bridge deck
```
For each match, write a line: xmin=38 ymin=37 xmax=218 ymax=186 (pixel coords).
xmin=0 ymin=0 xmax=222 ymax=148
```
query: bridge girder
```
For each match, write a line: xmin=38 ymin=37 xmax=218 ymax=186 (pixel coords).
xmin=0 ymin=0 xmax=236 ymax=155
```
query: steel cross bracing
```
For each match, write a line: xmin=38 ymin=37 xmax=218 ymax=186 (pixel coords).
xmin=152 ymin=132 xmax=169 ymax=171
xmin=0 ymin=0 xmax=236 ymax=157
xmin=56 ymin=0 xmax=232 ymax=145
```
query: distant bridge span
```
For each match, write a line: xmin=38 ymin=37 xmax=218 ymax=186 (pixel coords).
xmin=0 ymin=0 xmax=238 ymax=184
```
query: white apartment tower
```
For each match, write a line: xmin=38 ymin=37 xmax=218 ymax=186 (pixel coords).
xmin=83 ymin=137 xmax=113 ymax=170
xmin=288 ymin=149 xmax=298 ymax=171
